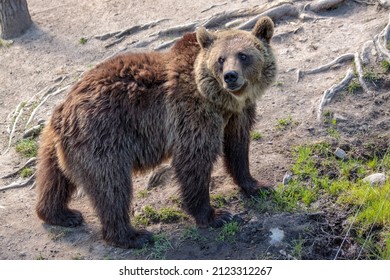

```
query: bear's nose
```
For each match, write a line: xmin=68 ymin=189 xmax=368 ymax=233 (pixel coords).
xmin=223 ymin=71 xmax=238 ymax=84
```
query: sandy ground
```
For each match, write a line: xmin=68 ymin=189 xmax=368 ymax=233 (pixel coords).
xmin=0 ymin=0 xmax=389 ymax=260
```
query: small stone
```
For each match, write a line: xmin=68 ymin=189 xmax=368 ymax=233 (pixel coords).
xmin=334 ymin=147 xmax=348 ymax=160
xmin=363 ymin=173 xmax=386 ymax=186
xmin=282 ymin=171 xmax=292 ymax=185
xmin=269 ymin=227 xmax=284 ymax=245
xmin=334 ymin=114 xmax=348 ymax=123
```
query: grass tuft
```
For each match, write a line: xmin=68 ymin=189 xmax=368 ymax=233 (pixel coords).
xmin=276 ymin=116 xmax=294 ymax=130
xmin=250 ymin=131 xmax=263 ymax=140
xmin=216 ymin=221 xmax=240 ymax=243
xmin=134 ymin=205 xmax=186 ymax=226
xmin=79 ymin=37 xmax=88 ymax=45
xmin=15 ymin=138 xmax=38 ymax=158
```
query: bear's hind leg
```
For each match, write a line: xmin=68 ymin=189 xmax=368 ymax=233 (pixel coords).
xmin=36 ymin=135 xmax=83 ymax=227
xmin=82 ymin=166 xmax=153 ymax=249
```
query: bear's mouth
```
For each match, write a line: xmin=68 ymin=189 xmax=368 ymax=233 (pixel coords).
xmin=225 ymin=81 xmax=247 ymax=96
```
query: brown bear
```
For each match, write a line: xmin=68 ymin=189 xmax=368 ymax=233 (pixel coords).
xmin=35 ymin=17 xmax=277 ymax=249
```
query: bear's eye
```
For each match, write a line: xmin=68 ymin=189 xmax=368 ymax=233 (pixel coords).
xmin=218 ymin=57 xmax=225 ymax=64
xmin=239 ymin=53 xmax=247 ymax=61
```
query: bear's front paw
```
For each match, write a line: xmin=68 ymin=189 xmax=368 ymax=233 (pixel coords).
xmin=105 ymin=229 xmax=153 ymax=249
xmin=37 ymin=208 xmax=84 ymax=227
xmin=196 ymin=208 xmax=233 ymax=228
xmin=240 ymin=178 xmax=274 ymax=197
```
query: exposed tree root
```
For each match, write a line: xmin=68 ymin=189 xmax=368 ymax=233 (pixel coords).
xmin=94 ymin=31 xmax=120 ymax=41
xmin=297 ymin=53 xmax=355 ymax=82
xmin=25 ymin=85 xmax=71 ymax=128
xmin=95 ymin=19 xmax=168 ymax=44
xmin=115 ymin=19 xmax=168 ymax=39
xmin=317 ymin=69 xmax=354 ymax=120
xmin=150 ymin=22 xmax=198 ymax=38
xmin=2 ymin=74 xmax=71 ymax=156
xmin=304 ymin=0 xmax=345 ymax=12
xmin=237 ymin=3 xmax=300 ymax=30
xmin=374 ymin=13 xmax=390 ymax=60
xmin=0 ymin=157 xmax=37 ymax=179
xmin=309 ymin=11 xmax=390 ymax=121
xmin=354 ymin=52 xmax=371 ymax=94
xmin=93 ymin=0 xmax=358 ymax=50
xmin=0 ymin=172 xmax=36 ymax=191
xmin=201 ymin=2 xmax=227 ymax=13
xmin=104 ymin=37 xmax=125 ymax=49
xmin=154 ymin=38 xmax=179 ymax=51
xmin=4 ymin=101 xmax=26 ymax=154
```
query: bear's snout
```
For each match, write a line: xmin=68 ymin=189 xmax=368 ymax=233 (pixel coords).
xmin=224 ymin=71 xmax=238 ymax=84
xmin=222 ymin=70 xmax=246 ymax=93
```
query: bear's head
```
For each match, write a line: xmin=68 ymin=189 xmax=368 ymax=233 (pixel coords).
xmin=195 ymin=17 xmax=277 ymax=112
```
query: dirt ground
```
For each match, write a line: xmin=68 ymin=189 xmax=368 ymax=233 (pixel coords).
xmin=0 ymin=0 xmax=389 ymax=260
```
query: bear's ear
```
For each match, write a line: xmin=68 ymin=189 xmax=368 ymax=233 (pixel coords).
xmin=196 ymin=27 xmax=216 ymax=49
xmin=252 ymin=16 xmax=274 ymax=44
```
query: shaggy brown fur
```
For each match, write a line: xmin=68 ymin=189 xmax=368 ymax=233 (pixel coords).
xmin=36 ymin=17 xmax=277 ymax=249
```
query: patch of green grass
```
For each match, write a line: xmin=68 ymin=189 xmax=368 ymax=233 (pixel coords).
xmin=148 ymin=233 xmax=173 ymax=259
xmin=284 ymin=142 xmax=390 ymax=259
xmin=15 ymin=138 xmax=38 ymax=158
xmin=79 ymin=37 xmax=88 ymax=45
xmin=380 ymin=150 xmax=390 ymax=170
xmin=381 ymin=60 xmax=390 ymax=72
xmin=367 ymin=157 xmax=379 ymax=171
xmin=20 ymin=167 xmax=34 ymax=178
xmin=323 ymin=179 xmax=350 ymax=196
xmin=363 ymin=69 xmax=379 ymax=83
xmin=134 ymin=206 xmax=186 ymax=226
xmin=273 ymin=182 xmax=317 ymax=211
xmin=348 ymin=80 xmax=362 ymax=94
xmin=137 ymin=190 xmax=149 ymax=198
xmin=276 ymin=116 xmax=294 ymax=130
xmin=327 ymin=127 xmax=340 ymax=140
xmin=291 ymin=145 xmax=318 ymax=180
xmin=210 ymin=194 xmax=227 ymax=208
xmin=181 ymin=225 xmax=206 ymax=242
xmin=250 ymin=131 xmax=263 ymax=141
xmin=387 ymin=43 xmax=390 ymax=51
xmin=322 ymin=110 xmax=335 ymax=125
xmin=291 ymin=237 xmax=305 ymax=259
xmin=340 ymin=182 xmax=390 ymax=231
xmin=338 ymin=181 xmax=390 ymax=259
xmin=216 ymin=221 xmax=240 ymax=243
xmin=322 ymin=110 xmax=332 ymax=125
xmin=338 ymin=159 xmax=365 ymax=181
